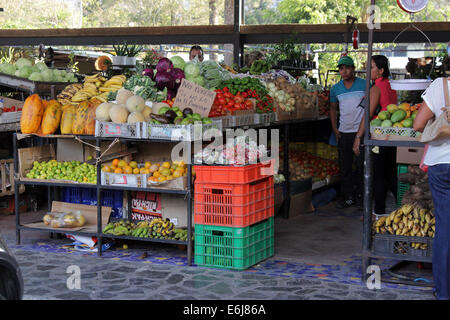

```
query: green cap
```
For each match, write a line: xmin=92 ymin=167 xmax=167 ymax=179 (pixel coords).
xmin=337 ymin=56 xmax=355 ymax=67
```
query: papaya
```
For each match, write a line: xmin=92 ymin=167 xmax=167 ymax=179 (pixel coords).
xmin=41 ymin=100 xmax=62 ymax=135
xmin=72 ymin=101 xmax=91 ymax=135
xmin=20 ymin=94 xmax=44 ymax=134
xmin=391 ymin=109 xmax=407 ymax=123
xmin=370 ymin=118 xmax=382 ymax=127
xmin=378 ymin=111 xmax=390 ymax=121
xmin=60 ymin=105 xmax=76 ymax=134
xmin=401 ymin=118 xmax=413 ymax=128
xmin=387 ymin=104 xmax=398 ymax=114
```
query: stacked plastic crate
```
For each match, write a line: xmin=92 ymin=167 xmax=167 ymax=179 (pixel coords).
xmin=193 ymin=162 xmax=275 ymax=270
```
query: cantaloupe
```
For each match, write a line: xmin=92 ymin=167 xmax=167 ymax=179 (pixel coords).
xmin=126 ymin=95 xmax=145 ymax=113
xmin=95 ymin=102 xmax=113 ymax=122
xmin=141 ymin=106 xmax=152 ymax=121
xmin=109 ymin=104 xmax=129 ymax=123
xmin=116 ymin=88 xmax=134 ymax=105
xmin=127 ymin=111 xmax=145 ymax=124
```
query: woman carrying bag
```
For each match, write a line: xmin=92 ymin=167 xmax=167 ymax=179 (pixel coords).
xmin=414 ymin=77 xmax=450 ymax=300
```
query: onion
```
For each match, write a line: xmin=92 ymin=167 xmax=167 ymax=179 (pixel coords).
xmin=170 ymin=68 xmax=185 ymax=89
xmin=142 ymin=68 xmax=154 ymax=80
xmin=155 ymin=71 xmax=175 ymax=90
xmin=156 ymin=58 xmax=173 ymax=73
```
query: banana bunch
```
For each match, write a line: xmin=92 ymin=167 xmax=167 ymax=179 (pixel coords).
xmin=57 ymin=83 xmax=83 ymax=105
xmin=71 ymin=73 xmax=126 ymax=103
xmin=373 ymin=203 xmax=435 ymax=250
xmin=103 ymin=220 xmax=135 ymax=236
xmin=173 ymin=228 xmax=189 ymax=241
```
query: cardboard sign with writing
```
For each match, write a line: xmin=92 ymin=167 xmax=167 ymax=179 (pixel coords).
xmin=174 ymin=79 xmax=216 ymax=117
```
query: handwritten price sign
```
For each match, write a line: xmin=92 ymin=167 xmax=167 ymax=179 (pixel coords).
xmin=174 ymin=79 xmax=216 ymax=117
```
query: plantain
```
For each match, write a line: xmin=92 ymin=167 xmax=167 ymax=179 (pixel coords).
xmin=398 ymin=222 xmax=404 ymax=230
xmin=375 ymin=216 xmax=387 ymax=228
xmin=393 ymin=224 xmax=399 ymax=231
xmin=420 ymin=244 xmax=428 ymax=250
xmin=407 ymin=220 xmax=414 ymax=230
xmin=425 ymin=213 xmax=432 ymax=224
xmin=402 ymin=204 xmax=414 ymax=215
xmin=380 ymin=227 xmax=387 ymax=234
xmin=376 ymin=227 xmax=380 ymax=234
xmin=413 ymin=207 xmax=420 ymax=220
xmin=387 ymin=226 xmax=394 ymax=234
xmin=393 ymin=213 xmax=403 ymax=224
xmin=402 ymin=216 xmax=408 ymax=226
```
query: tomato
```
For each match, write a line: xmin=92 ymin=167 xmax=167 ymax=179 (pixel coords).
xmin=244 ymin=100 xmax=253 ymax=109
xmin=10 ymin=106 xmax=15 ymax=112
xmin=234 ymin=95 xmax=244 ymax=104
xmin=3 ymin=107 xmax=10 ymax=112
xmin=227 ymin=100 xmax=235 ymax=108
xmin=224 ymin=92 xmax=233 ymax=99
xmin=216 ymin=93 xmax=224 ymax=100
xmin=218 ymin=98 xmax=226 ymax=105
xmin=239 ymin=103 xmax=246 ymax=110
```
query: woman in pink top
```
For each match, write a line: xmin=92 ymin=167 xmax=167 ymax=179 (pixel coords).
xmin=353 ymin=55 xmax=398 ymax=216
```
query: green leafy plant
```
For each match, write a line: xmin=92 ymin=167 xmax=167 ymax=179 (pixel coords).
xmin=0 ymin=47 xmax=16 ymax=64
xmin=113 ymin=43 xmax=128 ymax=56
xmin=142 ymin=48 xmax=160 ymax=66
xmin=67 ymin=52 xmax=79 ymax=73
xmin=126 ymin=44 xmax=143 ymax=57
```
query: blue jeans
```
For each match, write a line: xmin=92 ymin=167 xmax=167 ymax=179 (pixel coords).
xmin=428 ymin=164 xmax=450 ymax=300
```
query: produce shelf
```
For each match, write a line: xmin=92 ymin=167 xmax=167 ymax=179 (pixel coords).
xmin=18 ymin=179 xmax=97 ymax=189
xmin=100 ymin=233 xmax=189 ymax=245
xmin=98 ymin=184 xmax=188 ymax=195
xmin=18 ymin=225 xmax=98 ymax=238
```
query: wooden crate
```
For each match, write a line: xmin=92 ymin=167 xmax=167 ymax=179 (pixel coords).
xmin=0 ymin=159 xmax=25 ymax=197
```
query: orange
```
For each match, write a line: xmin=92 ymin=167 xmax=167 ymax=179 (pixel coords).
xmin=112 ymin=159 xmax=119 ymax=167
xmin=129 ymin=161 xmax=138 ymax=169
xmin=148 ymin=176 xmax=158 ymax=183
xmin=110 ymin=165 xmax=117 ymax=172
xmin=162 ymin=162 xmax=171 ymax=169
xmin=133 ymin=168 xmax=140 ymax=174
xmin=123 ymin=166 xmax=133 ymax=174
xmin=153 ymin=171 xmax=161 ymax=178
xmin=118 ymin=160 xmax=127 ymax=168
xmin=144 ymin=161 xmax=152 ymax=169
xmin=142 ymin=168 xmax=150 ymax=174
xmin=114 ymin=168 xmax=123 ymax=174
xmin=139 ymin=167 xmax=146 ymax=174
xmin=102 ymin=165 xmax=111 ymax=173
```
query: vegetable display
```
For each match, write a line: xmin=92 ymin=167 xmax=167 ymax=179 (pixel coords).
xmin=123 ymin=74 xmax=167 ymax=102
xmin=209 ymin=87 xmax=257 ymax=117
xmin=200 ymin=60 xmax=231 ymax=89
xmin=219 ymin=77 xmax=274 ymax=113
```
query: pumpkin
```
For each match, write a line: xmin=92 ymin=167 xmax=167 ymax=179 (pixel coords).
xmin=72 ymin=101 xmax=91 ymax=134
xmin=95 ymin=55 xmax=112 ymax=71
xmin=20 ymin=94 xmax=44 ymax=134
xmin=84 ymin=103 xmax=99 ymax=135
xmin=60 ymin=105 xmax=76 ymax=134
xmin=41 ymin=100 xmax=62 ymax=135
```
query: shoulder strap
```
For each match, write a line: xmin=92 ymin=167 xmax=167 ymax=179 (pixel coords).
xmin=444 ymin=77 xmax=449 ymax=108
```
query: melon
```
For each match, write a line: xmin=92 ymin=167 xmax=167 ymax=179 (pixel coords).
xmin=141 ymin=106 xmax=152 ymax=121
xmin=127 ymin=111 xmax=145 ymax=124
xmin=109 ymin=104 xmax=129 ymax=123
xmin=95 ymin=102 xmax=113 ymax=122
xmin=126 ymin=95 xmax=145 ymax=113
xmin=116 ymin=88 xmax=134 ymax=105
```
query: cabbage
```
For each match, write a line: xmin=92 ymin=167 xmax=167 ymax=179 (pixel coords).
xmin=28 ymin=72 xmax=42 ymax=81
xmin=41 ymin=69 xmax=54 ymax=82
xmin=55 ymin=75 xmax=64 ymax=82
xmin=170 ymin=56 xmax=185 ymax=70
xmin=156 ymin=58 xmax=173 ymax=73
xmin=17 ymin=66 xmax=33 ymax=78
xmin=184 ymin=61 xmax=200 ymax=77
xmin=3 ymin=63 xmax=16 ymax=75
xmin=35 ymin=62 xmax=48 ymax=72
xmin=16 ymin=58 xmax=32 ymax=70
xmin=14 ymin=70 xmax=21 ymax=77
xmin=31 ymin=66 xmax=40 ymax=73
xmin=190 ymin=75 xmax=205 ymax=87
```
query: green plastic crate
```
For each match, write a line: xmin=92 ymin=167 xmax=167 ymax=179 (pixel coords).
xmin=194 ymin=218 xmax=274 ymax=270
xmin=397 ymin=164 xmax=411 ymax=208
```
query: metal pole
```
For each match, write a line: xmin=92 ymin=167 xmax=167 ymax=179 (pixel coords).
xmin=362 ymin=0 xmax=376 ymax=282
xmin=233 ymin=0 xmax=243 ymax=66
xmin=283 ymin=123 xmax=290 ymax=219
xmin=187 ymin=141 xmax=193 ymax=266
xmin=96 ymin=138 xmax=103 ymax=256
xmin=13 ymin=133 xmax=20 ymax=245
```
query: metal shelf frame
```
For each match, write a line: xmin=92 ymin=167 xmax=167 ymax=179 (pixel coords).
xmin=361 ymin=0 xmax=431 ymax=287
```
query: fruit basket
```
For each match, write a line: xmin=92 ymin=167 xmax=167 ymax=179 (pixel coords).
xmin=370 ymin=126 xmax=421 ymax=141
xmin=390 ymin=79 xmax=433 ymax=91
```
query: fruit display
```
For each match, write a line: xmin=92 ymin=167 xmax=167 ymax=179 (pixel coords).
xmin=70 ymin=74 xmax=126 ymax=103
xmin=102 ymin=218 xmax=191 ymax=241
xmin=43 ymin=211 xmax=86 ymax=228
xmin=370 ymin=102 xmax=421 ymax=129
xmin=265 ymin=76 xmax=317 ymax=113
xmin=373 ymin=203 xmax=435 ymax=250
xmin=0 ymin=58 xmax=77 ymax=83
xmin=101 ymin=159 xmax=187 ymax=184
xmin=20 ymin=94 xmax=45 ymax=134
xmin=97 ymin=93 xmax=152 ymax=125
xmin=26 ymin=160 xmax=97 ymax=184
xmin=150 ymin=102 xmax=212 ymax=125
xmin=0 ymin=102 xmax=22 ymax=114
xmin=398 ymin=165 xmax=433 ymax=210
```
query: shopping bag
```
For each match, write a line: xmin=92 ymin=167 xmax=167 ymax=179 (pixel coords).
xmin=420 ymin=78 xmax=450 ymax=145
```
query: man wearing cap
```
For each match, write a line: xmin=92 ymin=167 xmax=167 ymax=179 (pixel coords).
xmin=330 ymin=55 xmax=366 ymax=209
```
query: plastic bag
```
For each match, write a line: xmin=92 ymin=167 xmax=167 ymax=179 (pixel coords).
xmin=43 ymin=210 xmax=86 ymax=228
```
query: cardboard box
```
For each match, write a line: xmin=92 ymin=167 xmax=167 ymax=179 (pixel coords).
xmin=296 ymin=95 xmax=318 ymax=120
xmin=130 ymin=191 xmax=163 ymax=221
xmin=18 ymin=144 xmax=56 ymax=180
xmin=160 ymin=193 xmax=193 ymax=228
xmin=289 ymin=190 xmax=314 ymax=218
xmin=0 ymin=195 xmax=27 ymax=215
xmin=397 ymin=146 xmax=424 ymax=165
xmin=22 ymin=201 xmax=110 ymax=233
xmin=0 ymin=97 xmax=24 ymax=124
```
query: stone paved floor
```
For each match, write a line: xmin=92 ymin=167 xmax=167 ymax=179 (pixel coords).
xmin=11 ymin=248 xmax=434 ymax=300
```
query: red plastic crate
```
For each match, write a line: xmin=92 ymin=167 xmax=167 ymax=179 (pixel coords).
xmin=194 ymin=160 xmax=274 ymax=185
xmin=194 ymin=176 xmax=274 ymax=227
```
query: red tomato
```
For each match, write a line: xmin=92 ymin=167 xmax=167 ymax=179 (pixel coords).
xmin=227 ymin=100 xmax=235 ymax=108
xmin=216 ymin=93 xmax=224 ymax=100
xmin=218 ymin=98 xmax=226 ymax=105
xmin=234 ymin=95 xmax=244 ymax=104
xmin=224 ymin=92 xmax=233 ymax=99
xmin=244 ymin=100 xmax=253 ymax=108
xmin=3 ymin=107 xmax=10 ymax=112
xmin=11 ymin=106 xmax=16 ymax=112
